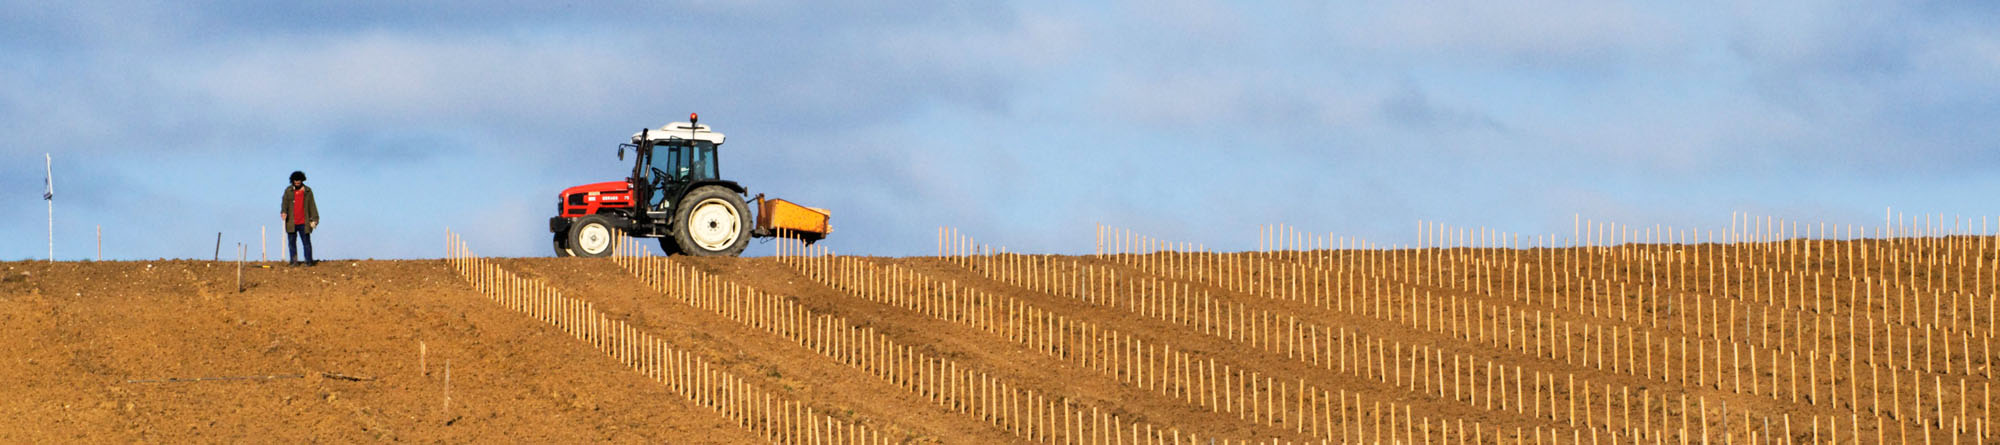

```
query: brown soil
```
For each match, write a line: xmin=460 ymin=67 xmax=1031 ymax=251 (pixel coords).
xmin=5 ymin=237 xmax=1987 ymax=443
xmin=0 ymin=259 xmax=754 ymax=443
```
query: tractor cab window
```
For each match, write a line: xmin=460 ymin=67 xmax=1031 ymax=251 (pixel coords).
xmin=686 ymin=143 xmax=716 ymax=180
xmin=658 ymin=141 xmax=718 ymax=182
xmin=646 ymin=145 xmax=676 ymax=180
xmin=641 ymin=148 xmax=672 ymax=208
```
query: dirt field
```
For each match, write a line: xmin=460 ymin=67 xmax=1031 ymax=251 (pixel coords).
xmin=6 ymin=228 xmax=1996 ymax=443
xmin=0 ymin=259 xmax=755 ymax=443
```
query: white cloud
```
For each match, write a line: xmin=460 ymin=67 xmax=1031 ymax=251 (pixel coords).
xmin=1909 ymin=30 xmax=2000 ymax=97
xmin=1330 ymin=1 xmax=1678 ymax=63
xmin=1092 ymin=69 xmax=1379 ymax=132
xmin=1122 ymin=0 xmax=1245 ymax=40
xmin=1985 ymin=37 xmax=2000 ymax=72
xmin=1377 ymin=84 xmax=1504 ymax=132
xmin=872 ymin=9 xmax=1085 ymax=72
xmin=180 ymin=32 xmax=647 ymax=127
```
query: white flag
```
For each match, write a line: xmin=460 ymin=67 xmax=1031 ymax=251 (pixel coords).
xmin=43 ymin=154 xmax=52 ymax=201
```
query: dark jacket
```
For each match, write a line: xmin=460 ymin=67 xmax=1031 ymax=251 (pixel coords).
xmin=281 ymin=185 xmax=320 ymax=233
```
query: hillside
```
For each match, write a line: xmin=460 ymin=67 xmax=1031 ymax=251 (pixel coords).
xmin=5 ymin=229 xmax=1993 ymax=443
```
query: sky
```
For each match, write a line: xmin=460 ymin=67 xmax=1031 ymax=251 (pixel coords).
xmin=4 ymin=1 xmax=1999 ymax=261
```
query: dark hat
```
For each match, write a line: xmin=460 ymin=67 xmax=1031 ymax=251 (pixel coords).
xmin=290 ymin=171 xmax=307 ymax=182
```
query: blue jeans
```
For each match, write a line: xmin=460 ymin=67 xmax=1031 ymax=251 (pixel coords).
xmin=288 ymin=225 xmax=313 ymax=263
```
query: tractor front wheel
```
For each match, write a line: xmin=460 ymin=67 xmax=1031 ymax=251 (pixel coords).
xmin=672 ymin=186 xmax=751 ymax=257
xmin=568 ymin=215 xmax=618 ymax=257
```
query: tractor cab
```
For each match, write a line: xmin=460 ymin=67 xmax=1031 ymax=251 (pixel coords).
xmin=627 ymin=120 xmax=726 ymax=221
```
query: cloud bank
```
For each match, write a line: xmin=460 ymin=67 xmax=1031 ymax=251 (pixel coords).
xmin=2 ymin=1 xmax=1996 ymax=260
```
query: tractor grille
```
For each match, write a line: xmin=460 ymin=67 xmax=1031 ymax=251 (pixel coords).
xmin=567 ymin=194 xmax=587 ymax=206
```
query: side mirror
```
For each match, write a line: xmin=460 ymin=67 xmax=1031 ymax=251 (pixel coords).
xmin=618 ymin=146 xmax=625 ymax=160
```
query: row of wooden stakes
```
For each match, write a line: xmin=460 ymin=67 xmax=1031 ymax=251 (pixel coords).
xmin=1288 ymin=219 xmax=1992 ymax=340
xmin=1409 ymin=214 xmax=2000 ymax=297
xmin=1117 ymin=225 xmax=2000 ymax=351
xmin=777 ymin=248 xmax=1683 ymax=443
xmin=633 ymin=233 xmax=1227 ymax=444
xmin=812 ymin=242 xmax=1985 ymax=443
xmin=1081 ymin=225 xmax=2000 ymax=392
xmin=962 ymin=237 xmax=1907 ymax=442
xmin=1105 ymin=220 xmax=2000 ymax=346
xmin=444 ymin=229 xmax=893 ymax=444
xmin=947 ymin=226 xmax=1997 ymax=442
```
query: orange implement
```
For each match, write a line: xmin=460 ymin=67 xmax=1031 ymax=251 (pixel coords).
xmin=757 ymin=196 xmax=831 ymax=241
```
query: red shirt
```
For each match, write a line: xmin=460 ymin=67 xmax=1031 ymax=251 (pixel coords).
xmin=291 ymin=188 xmax=307 ymax=225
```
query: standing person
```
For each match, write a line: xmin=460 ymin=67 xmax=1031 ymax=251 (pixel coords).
xmin=280 ymin=171 xmax=319 ymax=266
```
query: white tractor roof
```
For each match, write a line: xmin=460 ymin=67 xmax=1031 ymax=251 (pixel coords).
xmin=632 ymin=122 xmax=726 ymax=144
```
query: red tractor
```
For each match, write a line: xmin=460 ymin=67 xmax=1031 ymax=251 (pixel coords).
xmin=551 ymin=114 xmax=829 ymax=257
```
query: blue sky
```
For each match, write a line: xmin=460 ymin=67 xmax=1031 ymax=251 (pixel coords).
xmin=4 ymin=1 xmax=1998 ymax=260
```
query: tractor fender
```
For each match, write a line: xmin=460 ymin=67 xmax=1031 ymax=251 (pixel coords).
xmin=551 ymin=209 xmax=638 ymax=232
xmin=686 ymin=179 xmax=746 ymax=196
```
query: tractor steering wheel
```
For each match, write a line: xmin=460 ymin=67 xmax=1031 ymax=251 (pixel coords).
xmin=650 ymin=168 xmax=671 ymax=204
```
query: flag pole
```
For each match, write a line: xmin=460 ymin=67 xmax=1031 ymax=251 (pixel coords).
xmin=46 ymin=153 xmax=54 ymax=262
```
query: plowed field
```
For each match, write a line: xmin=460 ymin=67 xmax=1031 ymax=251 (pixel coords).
xmin=6 ymin=227 xmax=1995 ymax=444
xmin=0 ymin=259 xmax=754 ymax=443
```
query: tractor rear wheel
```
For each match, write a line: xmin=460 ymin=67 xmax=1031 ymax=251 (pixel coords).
xmin=671 ymin=186 xmax=751 ymax=257
xmin=568 ymin=214 xmax=618 ymax=257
